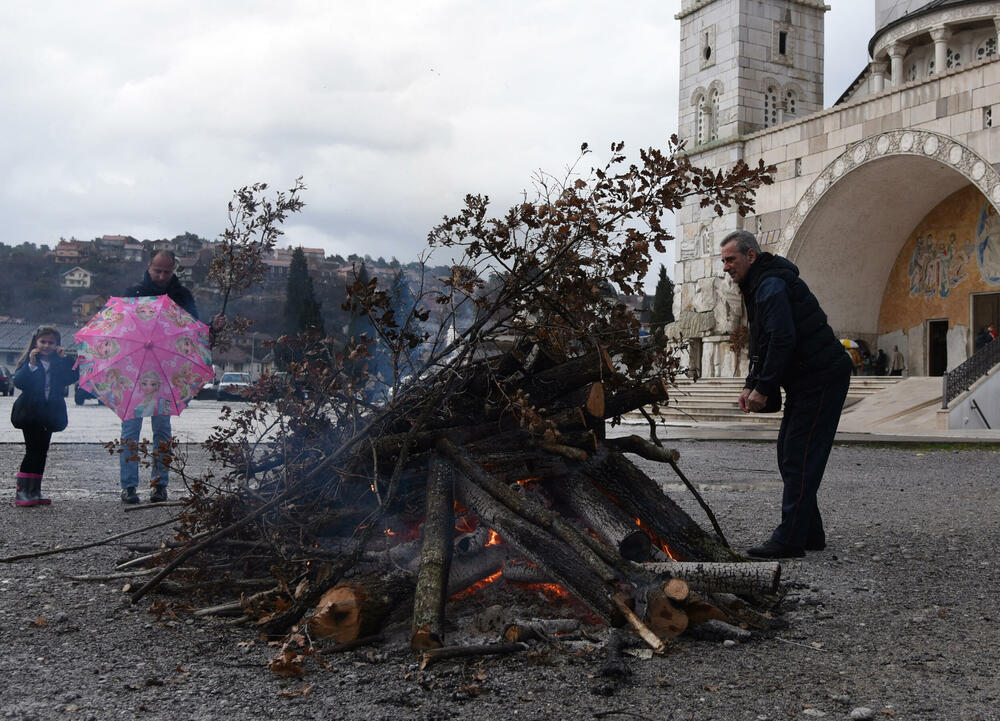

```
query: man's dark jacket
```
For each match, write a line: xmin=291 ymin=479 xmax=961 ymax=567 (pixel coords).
xmin=739 ymin=252 xmax=851 ymax=399
xmin=124 ymin=271 xmax=200 ymax=320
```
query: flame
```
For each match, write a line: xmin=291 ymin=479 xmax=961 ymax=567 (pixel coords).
xmin=455 ymin=515 xmax=477 ymax=534
xmin=512 ymin=582 xmax=573 ymax=604
xmin=635 ymin=517 xmax=679 ymax=561
xmin=485 ymin=530 xmax=502 ymax=546
xmin=384 ymin=527 xmax=396 ymax=536
xmin=449 ymin=570 xmax=502 ymax=601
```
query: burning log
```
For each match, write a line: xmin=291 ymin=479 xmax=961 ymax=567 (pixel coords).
xmin=410 ymin=457 xmax=456 ymax=650
xmin=544 ymin=467 xmax=655 ymax=562
xmin=583 ymin=448 xmax=739 ymax=562
xmin=441 ymin=444 xmax=623 ymax=624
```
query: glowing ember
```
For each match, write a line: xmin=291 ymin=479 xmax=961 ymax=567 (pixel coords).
xmin=486 ymin=530 xmax=502 ymax=546
xmin=449 ymin=570 xmax=502 ymax=601
xmin=635 ymin=517 xmax=679 ymax=561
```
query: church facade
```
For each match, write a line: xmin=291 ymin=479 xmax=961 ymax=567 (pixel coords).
xmin=669 ymin=0 xmax=1000 ymax=379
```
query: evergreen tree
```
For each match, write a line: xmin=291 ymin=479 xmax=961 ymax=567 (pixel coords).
xmin=283 ymin=246 xmax=325 ymax=335
xmin=650 ymin=264 xmax=675 ymax=328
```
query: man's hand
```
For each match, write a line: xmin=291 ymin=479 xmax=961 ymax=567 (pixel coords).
xmin=738 ymin=387 xmax=752 ymax=413
xmin=746 ymin=389 xmax=768 ymax=413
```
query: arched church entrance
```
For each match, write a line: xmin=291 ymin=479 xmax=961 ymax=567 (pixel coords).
xmin=778 ymin=131 xmax=1000 ymax=375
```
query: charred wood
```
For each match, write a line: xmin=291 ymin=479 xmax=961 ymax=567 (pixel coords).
xmin=582 ymin=448 xmax=740 ymax=563
xmin=544 ymin=469 xmax=654 ymax=563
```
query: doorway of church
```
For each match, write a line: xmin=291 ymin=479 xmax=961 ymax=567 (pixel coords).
xmin=971 ymin=292 xmax=1000 ymax=351
xmin=927 ymin=319 xmax=948 ymax=376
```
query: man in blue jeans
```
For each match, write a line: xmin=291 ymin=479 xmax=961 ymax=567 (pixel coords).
xmin=720 ymin=230 xmax=854 ymax=558
xmin=119 ymin=251 xmax=219 ymax=505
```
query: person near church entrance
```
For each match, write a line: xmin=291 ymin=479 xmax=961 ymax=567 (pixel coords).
xmin=875 ymin=349 xmax=888 ymax=376
xmin=890 ymin=346 xmax=905 ymax=376
xmin=118 ymin=251 xmax=223 ymax=505
xmin=721 ymin=230 xmax=853 ymax=559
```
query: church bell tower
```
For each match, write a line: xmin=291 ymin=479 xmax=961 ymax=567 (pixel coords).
xmin=676 ymin=0 xmax=827 ymax=146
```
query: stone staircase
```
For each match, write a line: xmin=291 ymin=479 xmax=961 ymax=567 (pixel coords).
xmin=650 ymin=375 xmax=904 ymax=428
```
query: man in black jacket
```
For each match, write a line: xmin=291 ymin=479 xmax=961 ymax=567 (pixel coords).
xmin=720 ymin=230 xmax=853 ymax=558
xmin=119 ymin=251 xmax=211 ymax=505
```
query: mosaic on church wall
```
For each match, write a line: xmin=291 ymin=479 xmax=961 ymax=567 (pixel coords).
xmin=879 ymin=185 xmax=1000 ymax=333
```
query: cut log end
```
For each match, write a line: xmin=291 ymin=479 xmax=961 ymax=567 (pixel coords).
xmin=308 ymin=589 xmax=362 ymax=643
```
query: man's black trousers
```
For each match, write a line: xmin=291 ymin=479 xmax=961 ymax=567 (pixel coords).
xmin=772 ymin=372 xmax=851 ymax=549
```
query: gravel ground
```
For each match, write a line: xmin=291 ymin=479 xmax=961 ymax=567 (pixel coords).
xmin=1 ymin=438 xmax=998 ymax=721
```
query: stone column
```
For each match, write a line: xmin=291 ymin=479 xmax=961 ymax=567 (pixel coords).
xmin=871 ymin=60 xmax=888 ymax=93
xmin=930 ymin=26 xmax=951 ymax=74
xmin=888 ymin=43 xmax=907 ymax=85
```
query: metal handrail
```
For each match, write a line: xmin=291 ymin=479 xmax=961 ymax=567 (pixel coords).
xmin=942 ymin=337 xmax=1000 ymax=408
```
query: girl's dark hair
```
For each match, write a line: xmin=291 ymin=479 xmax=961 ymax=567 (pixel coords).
xmin=16 ymin=325 xmax=61 ymax=369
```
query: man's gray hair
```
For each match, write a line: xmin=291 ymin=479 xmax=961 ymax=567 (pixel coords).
xmin=720 ymin=229 xmax=761 ymax=256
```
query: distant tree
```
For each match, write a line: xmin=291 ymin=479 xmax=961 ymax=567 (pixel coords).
xmin=283 ymin=247 xmax=325 ymax=335
xmin=650 ymin=264 xmax=675 ymax=329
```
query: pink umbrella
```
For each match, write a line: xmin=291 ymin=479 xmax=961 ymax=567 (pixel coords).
xmin=73 ymin=296 xmax=214 ymax=420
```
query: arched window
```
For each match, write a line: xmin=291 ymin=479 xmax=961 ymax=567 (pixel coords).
xmin=947 ymin=47 xmax=961 ymax=69
xmin=710 ymin=90 xmax=720 ymax=140
xmin=695 ymin=94 xmax=707 ymax=145
xmin=764 ymin=86 xmax=778 ymax=128
xmin=976 ymin=37 xmax=996 ymax=61
xmin=784 ymin=89 xmax=798 ymax=120
xmin=907 ymin=62 xmax=918 ymax=82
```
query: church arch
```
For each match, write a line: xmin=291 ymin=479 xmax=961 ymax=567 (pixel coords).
xmin=779 ymin=131 xmax=1000 ymax=335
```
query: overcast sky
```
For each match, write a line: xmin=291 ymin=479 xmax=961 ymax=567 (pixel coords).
xmin=1 ymin=1 xmax=874 ymax=288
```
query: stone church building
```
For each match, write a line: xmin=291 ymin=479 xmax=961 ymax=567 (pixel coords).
xmin=669 ymin=0 xmax=1000 ymax=379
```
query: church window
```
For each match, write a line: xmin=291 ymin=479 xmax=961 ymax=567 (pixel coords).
xmin=785 ymin=90 xmax=797 ymax=119
xmin=764 ymin=86 xmax=778 ymax=128
xmin=946 ymin=47 xmax=961 ymax=69
xmin=710 ymin=90 xmax=720 ymax=140
xmin=985 ymin=106 xmax=993 ymax=129
xmin=704 ymin=32 xmax=712 ymax=61
xmin=907 ymin=63 xmax=918 ymax=82
xmin=976 ymin=37 xmax=996 ymax=60
xmin=695 ymin=95 xmax=707 ymax=145
xmin=927 ymin=57 xmax=935 ymax=74
xmin=779 ymin=31 xmax=788 ymax=56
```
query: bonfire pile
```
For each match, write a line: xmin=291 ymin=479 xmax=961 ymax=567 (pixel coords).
xmin=107 ymin=139 xmax=781 ymax=672
xmin=114 ymin=339 xmax=782 ymax=675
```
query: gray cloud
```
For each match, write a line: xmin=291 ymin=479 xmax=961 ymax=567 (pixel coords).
xmin=0 ymin=1 xmax=872 ymax=288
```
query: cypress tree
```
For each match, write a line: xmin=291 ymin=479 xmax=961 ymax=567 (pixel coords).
xmin=650 ymin=264 xmax=675 ymax=328
xmin=283 ymin=247 xmax=325 ymax=335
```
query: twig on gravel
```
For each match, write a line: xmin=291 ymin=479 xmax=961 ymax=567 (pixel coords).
xmin=0 ymin=516 xmax=180 ymax=564
xmin=775 ymin=637 xmax=831 ymax=652
xmin=61 ymin=567 xmax=198 ymax=582
xmin=593 ymin=711 xmax=656 ymax=720
xmin=123 ymin=500 xmax=186 ymax=512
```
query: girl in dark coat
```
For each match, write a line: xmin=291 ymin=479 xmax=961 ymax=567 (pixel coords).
xmin=11 ymin=326 xmax=78 ymax=506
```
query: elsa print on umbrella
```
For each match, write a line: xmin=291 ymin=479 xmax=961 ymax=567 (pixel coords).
xmin=133 ymin=370 xmax=172 ymax=417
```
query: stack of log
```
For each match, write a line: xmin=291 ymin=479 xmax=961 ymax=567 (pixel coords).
xmin=264 ymin=347 xmax=780 ymax=651
xmin=133 ymin=342 xmax=782 ymax=665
